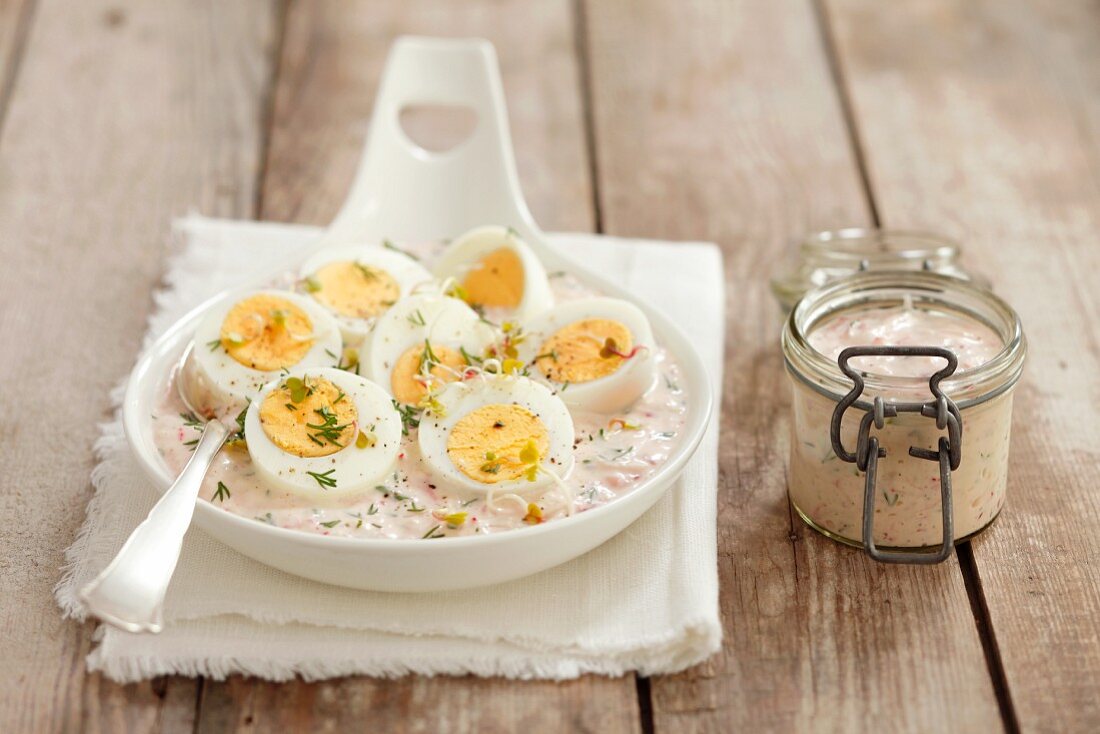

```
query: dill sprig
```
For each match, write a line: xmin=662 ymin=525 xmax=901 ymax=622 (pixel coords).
xmin=306 ymin=406 xmax=351 ymax=447
xmin=306 ymin=469 xmax=337 ymax=489
xmin=354 ymin=261 xmax=380 ymax=280
xmin=392 ymin=399 xmax=421 ymax=435
xmin=460 ymin=346 xmax=482 ymax=365
xmin=418 ymin=339 xmax=440 ymax=374
xmin=223 ymin=401 xmax=249 ymax=449
xmin=383 ymin=238 xmax=420 ymax=261
xmin=180 ymin=412 xmax=204 ymax=429
xmin=327 ymin=347 xmax=360 ymax=374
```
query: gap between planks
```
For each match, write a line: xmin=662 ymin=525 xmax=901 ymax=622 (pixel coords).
xmin=0 ymin=0 xmax=38 ymax=142
xmin=572 ymin=0 xmax=605 ymax=235
xmin=572 ymin=0 xmax=653 ymax=729
xmin=811 ymin=1 xmax=1019 ymax=731
xmin=190 ymin=0 xmax=293 ymax=729
xmin=809 ymin=0 xmax=880 ymax=228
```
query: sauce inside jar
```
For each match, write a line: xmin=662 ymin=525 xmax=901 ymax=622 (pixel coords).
xmin=808 ymin=300 xmax=1003 ymax=377
xmin=788 ymin=298 xmax=1013 ymax=549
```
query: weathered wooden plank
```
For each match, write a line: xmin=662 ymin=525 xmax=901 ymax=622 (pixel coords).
xmin=582 ymin=0 xmax=1003 ymax=730
xmin=198 ymin=675 xmax=637 ymax=734
xmin=824 ymin=0 xmax=1100 ymax=730
xmin=0 ymin=0 xmax=33 ymax=116
xmin=0 ymin=1 xmax=281 ymax=732
xmin=198 ymin=1 xmax=638 ymax=731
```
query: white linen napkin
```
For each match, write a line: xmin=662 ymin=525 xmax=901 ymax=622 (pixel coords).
xmin=56 ymin=215 xmax=725 ymax=682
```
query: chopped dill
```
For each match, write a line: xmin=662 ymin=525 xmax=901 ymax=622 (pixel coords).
xmin=383 ymin=239 xmax=420 ymax=261
xmin=418 ymin=339 xmax=440 ymax=373
xmin=354 ymin=261 xmax=379 ymax=280
xmin=180 ymin=412 xmax=204 ymax=429
xmin=306 ymin=469 xmax=337 ymax=489
xmin=422 ymin=524 xmax=445 ymax=539
xmin=392 ymin=399 xmax=421 ymax=435
xmin=460 ymin=346 xmax=482 ymax=365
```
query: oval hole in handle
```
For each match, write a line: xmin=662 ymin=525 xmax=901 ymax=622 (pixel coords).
xmin=398 ymin=104 xmax=479 ymax=154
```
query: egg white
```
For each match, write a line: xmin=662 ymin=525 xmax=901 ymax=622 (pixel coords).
xmin=299 ymin=245 xmax=435 ymax=345
xmin=361 ymin=293 xmax=495 ymax=397
xmin=417 ymin=375 xmax=575 ymax=495
xmin=515 ymin=296 xmax=658 ymax=413
xmin=244 ymin=367 xmax=402 ymax=500
xmin=184 ymin=290 xmax=343 ymax=419
xmin=432 ymin=225 xmax=553 ymax=322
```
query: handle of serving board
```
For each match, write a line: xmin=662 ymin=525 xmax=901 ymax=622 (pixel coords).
xmin=325 ymin=36 xmax=543 ymax=246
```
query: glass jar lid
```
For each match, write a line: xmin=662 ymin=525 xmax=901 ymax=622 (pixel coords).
xmin=770 ymin=228 xmax=987 ymax=313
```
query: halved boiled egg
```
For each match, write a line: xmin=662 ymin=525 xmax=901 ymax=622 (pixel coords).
xmin=417 ymin=375 xmax=575 ymax=496
xmin=298 ymin=245 xmax=434 ymax=345
xmin=244 ymin=368 xmax=401 ymax=499
xmin=516 ymin=297 xmax=657 ymax=413
xmin=362 ymin=293 xmax=495 ymax=406
xmin=183 ymin=290 xmax=342 ymax=418
xmin=432 ymin=225 xmax=552 ymax=322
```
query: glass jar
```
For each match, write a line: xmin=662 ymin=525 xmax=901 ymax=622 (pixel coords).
xmin=781 ymin=271 xmax=1026 ymax=564
xmin=771 ymin=228 xmax=986 ymax=313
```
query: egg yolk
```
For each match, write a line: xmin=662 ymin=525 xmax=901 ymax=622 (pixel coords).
xmin=446 ymin=405 xmax=549 ymax=484
xmin=221 ymin=294 xmax=315 ymax=371
xmin=391 ymin=343 xmax=468 ymax=405
xmin=462 ymin=247 xmax=524 ymax=308
xmin=535 ymin=318 xmax=633 ymax=383
xmin=309 ymin=261 xmax=400 ymax=319
xmin=259 ymin=376 xmax=358 ymax=458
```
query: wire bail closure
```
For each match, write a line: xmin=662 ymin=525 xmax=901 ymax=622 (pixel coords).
xmin=829 ymin=346 xmax=963 ymax=564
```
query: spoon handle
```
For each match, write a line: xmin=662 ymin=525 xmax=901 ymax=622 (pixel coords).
xmin=79 ymin=420 xmax=230 ymax=633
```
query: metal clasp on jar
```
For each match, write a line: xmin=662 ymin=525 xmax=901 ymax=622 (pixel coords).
xmin=829 ymin=346 xmax=963 ymax=564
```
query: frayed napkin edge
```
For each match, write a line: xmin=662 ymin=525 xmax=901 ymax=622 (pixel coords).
xmin=86 ymin=613 xmax=721 ymax=683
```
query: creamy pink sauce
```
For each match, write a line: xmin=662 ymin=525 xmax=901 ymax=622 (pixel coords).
xmin=152 ymin=242 xmax=690 ymax=540
xmin=789 ymin=302 xmax=1011 ymax=548
xmin=808 ymin=301 xmax=1003 ymax=377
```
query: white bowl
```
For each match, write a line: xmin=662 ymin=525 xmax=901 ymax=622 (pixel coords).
xmin=122 ymin=37 xmax=714 ymax=592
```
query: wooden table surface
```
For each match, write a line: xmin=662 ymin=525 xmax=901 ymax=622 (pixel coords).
xmin=2 ymin=0 xmax=1098 ymax=731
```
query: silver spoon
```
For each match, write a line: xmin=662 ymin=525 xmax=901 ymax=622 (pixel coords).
xmin=79 ymin=346 xmax=232 ymax=633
